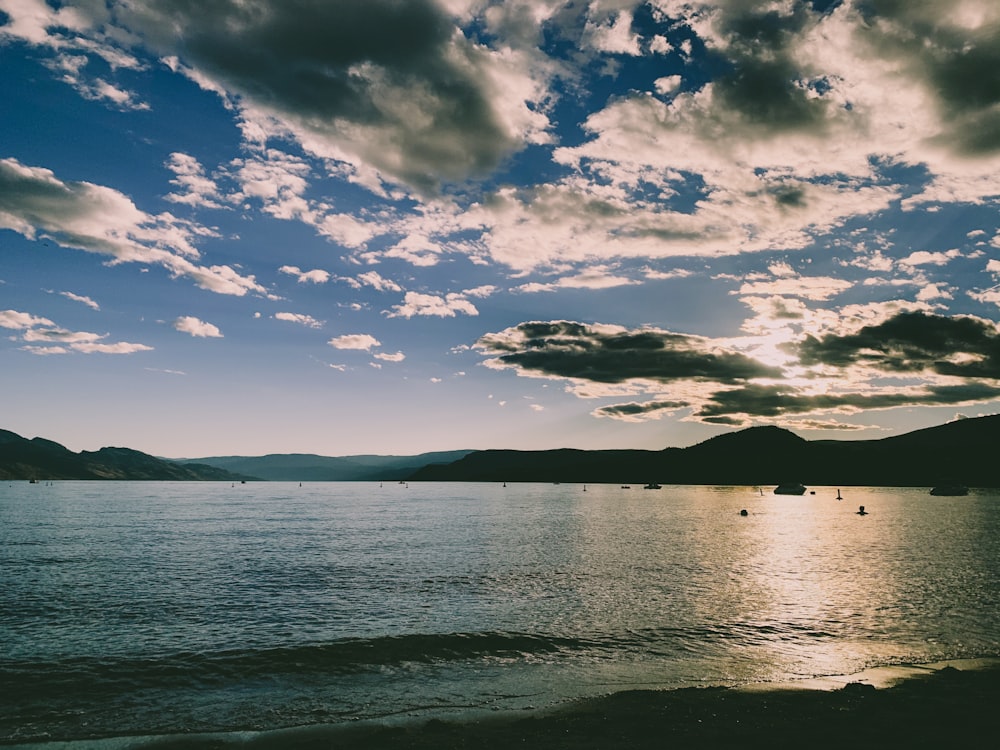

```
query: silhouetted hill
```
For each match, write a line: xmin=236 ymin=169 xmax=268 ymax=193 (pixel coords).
xmin=0 ymin=429 xmax=252 ymax=481
xmin=6 ymin=415 xmax=998 ymax=485
xmin=179 ymin=450 xmax=475 ymax=481
xmin=408 ymin=416 xmax=1000 ymax=487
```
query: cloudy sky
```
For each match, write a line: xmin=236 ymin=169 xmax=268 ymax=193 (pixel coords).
xmin=3 ymin=0 xmax=1000 ymax=458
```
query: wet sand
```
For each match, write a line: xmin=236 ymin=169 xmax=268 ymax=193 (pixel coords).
xmin=128 ymin=660 xmax=1000 ymax=750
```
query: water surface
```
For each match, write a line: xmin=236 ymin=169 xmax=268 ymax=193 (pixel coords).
xmin=2 ymin=481 xmax=998 ymax=744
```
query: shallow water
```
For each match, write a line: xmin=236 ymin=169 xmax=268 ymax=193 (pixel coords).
xmin=2 ymin=481 xmax=999 ymax=744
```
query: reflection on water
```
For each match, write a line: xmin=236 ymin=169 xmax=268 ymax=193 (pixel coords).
xmin=1 ymin=481 xmax=999 ymax=741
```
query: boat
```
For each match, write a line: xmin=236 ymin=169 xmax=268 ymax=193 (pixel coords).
xmin=930 ymin=483 xmax=969 ymax=496
xmin=773 ymin=483 xmax=807 ymax=495
xmin=643 ymin=483 xmax=662 ymax=489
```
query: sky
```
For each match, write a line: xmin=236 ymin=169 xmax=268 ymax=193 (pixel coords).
xmin=2 ymin=0 xmax=1000 ymax=458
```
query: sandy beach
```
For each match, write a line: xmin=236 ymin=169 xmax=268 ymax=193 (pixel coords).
xmin=116 ymin=660 xmax=1000 ymax=750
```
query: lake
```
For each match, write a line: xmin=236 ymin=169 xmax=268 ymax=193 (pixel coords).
xmin=2 ymin=481 xmax=998 ymax=745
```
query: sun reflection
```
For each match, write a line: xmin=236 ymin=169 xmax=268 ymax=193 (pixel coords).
xmin=739 ymin=493 xmax=903 ymax=678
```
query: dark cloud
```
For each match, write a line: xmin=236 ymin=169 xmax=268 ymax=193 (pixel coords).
xmin=113 ymin=0 xmax=521 ymax=189
xmin=594 ymin=400 xmax=689 ymax=419
xmin=708 ymin=4 xmax=832 ymax=133
xmin=854 ymin=0 xmax=1000 ymax=155
xmin=0 ymin=158 xmax=141 ymax=259
xmin=477 ymin=321 xmax=782 ymax=384
xmin=1 ymin=160 xmax=101 ymax=227
xmin=769 ymin=183 xmax=808 ymax=207
xmin=796 ymin=311 xmax=1000 ymax=378
xmin=696 ymin=381 xmax=1000 ymax=421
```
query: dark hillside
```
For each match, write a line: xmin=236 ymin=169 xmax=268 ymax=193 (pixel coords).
xmin=408 ymin=416 xmax=1000 ymax=487
xmin=0 ymin=430 xmax=251 ymax=481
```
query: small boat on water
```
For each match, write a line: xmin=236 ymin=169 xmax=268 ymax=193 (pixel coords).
xmin=773 ymin=482 xmax=807 ymax=495
xmin=930 ymin=483 xmax=969 ymax=496
xmin=643 ymin=482 xmax=662 ymax=489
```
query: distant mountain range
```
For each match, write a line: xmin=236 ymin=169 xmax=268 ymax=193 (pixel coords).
xmin=0 ymin=429 xmax=471 ymax=482
xmin=0 ymin=429 xmax=249 ymax=481
xmin=177 ymin=450 xmax=475 ymax=482
xmin=3 ymin=415 xmax=998 ymax=485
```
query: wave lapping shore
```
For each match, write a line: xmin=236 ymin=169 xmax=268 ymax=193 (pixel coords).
xmin=22 ymin=660 xmax=993 ymax=750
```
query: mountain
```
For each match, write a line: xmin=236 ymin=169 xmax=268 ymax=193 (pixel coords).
xmin=406 ymin=447 xmax=669 ymax=484
xmin=6 ymin=415 xmax=998 ymax=485
xmin=407 ymin=415 xmax=1000 ymax=487
xmin=0 ymin=429 xmax=252 ymax=481
xmin=178 ymin=450 xmax=475 ymax=481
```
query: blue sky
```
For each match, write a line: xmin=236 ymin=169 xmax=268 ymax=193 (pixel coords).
xmin=3 ymin=0 xmax=1000 ymax=458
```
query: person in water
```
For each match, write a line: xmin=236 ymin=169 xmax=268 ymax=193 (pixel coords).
xmin=856 ymin=505 xmax=868 ymax=515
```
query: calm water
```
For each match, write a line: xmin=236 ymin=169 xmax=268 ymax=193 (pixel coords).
xmin=2 ymin=481 xmax=999 ymax=745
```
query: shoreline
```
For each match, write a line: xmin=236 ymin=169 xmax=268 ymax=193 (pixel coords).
xmin=12 ymin=658 xmax=1000 ymax=750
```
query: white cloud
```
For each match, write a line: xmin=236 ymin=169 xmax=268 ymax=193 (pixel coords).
xmin=59 ymin=291 xmax=100 ymax=310
xmin=274 ymin=312 xmax=323 ymax=328
xmin=70 ymin=341 xmax=154 ymax=354
xmin=357 ymin=271 xmax=403 ymax=292
xmin=850 ymin=249 xmax=895 ymax=273
xmin=2 ymin=3 xmax=148 ymax=110
xmin=2 ymin=307 xmax=152 ymax=354
xmin=23 ymin=327 xmax=103 ymax=344
xmin=373 ymin=350 xmax=406 ymax=362
xmin=916 ymin=283 xmax=953 ymax=302
xmin=21 ymin=345 xmax=70 ymax=356
xmin=229 ymin=149 xmax=312 ymax=220
xmin=768 ymin=261 xmax=797 ymax=278
xmin=899 ymin=249 xmax=962 ymax=268
xmin=279 ymin=265 xmax=331 ymax=284
xmin=461 ymin=284 xmax=496 ymax=298
xmin=516 ymin=267 xmax=639 ymax=293
xmin=386 ymin=291 xmax=480 ymax=319
xmin=379 ymin=233 xmax=448 ymax=267
xmin=0 ymin=309 xmax=55 ymax=329
xmin=164 ymin=153 xmax=225 ymax=209
xmin=643 ymin=267 xmax=693 ymax=280
xmin=736 ymin=275 xmax=854 ymax=301
xmin=173 ymin=316 xmax=223 ymax=338
xmin=654 ymin=75 xmax=681 ymax=95
xmin=328 ymin=333 xmax=380 ymax=351
xmin=0 ymin=158 xmax=265 ymax=296
xmin=968 ymin=287 xmax=1000 ymax=308
xmin=583 ymin=9 xmax=641 ymax=55
xmin=53 ymin=66 xmax=149 ymax=110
